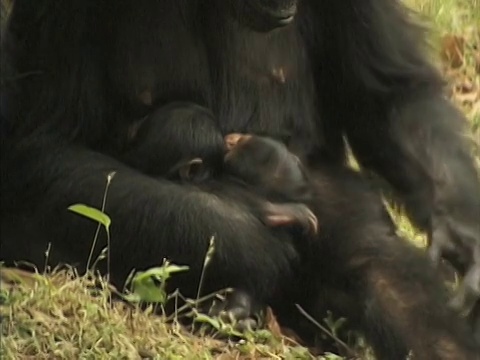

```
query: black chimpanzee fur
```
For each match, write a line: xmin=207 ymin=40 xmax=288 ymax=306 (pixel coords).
xmin=122 ymin=102 xmax=225 ymax=182
xmin=1 ymin=1 xmax=479 ymax=358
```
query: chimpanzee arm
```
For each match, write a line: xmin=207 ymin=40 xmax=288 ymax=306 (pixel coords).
xmin=1 ymin=1 xmax=300 ymax=316
xmin=350 ymin=96 xmax=478 ymax=243
xmin=1 ymin=134 xmax=299 ymax=302
xmin=309 ymin=0 xmax=480 ymax=314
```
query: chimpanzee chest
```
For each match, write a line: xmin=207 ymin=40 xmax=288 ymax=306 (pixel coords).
xmin=208 ymin=23 xmax=320 ymax=145
xmin=110 ymin=2 xmax=319 ymax=147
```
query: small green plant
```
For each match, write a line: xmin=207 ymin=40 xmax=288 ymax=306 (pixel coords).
xmin=67 ymin=204 xmax=111 ymax=230
xmin=124 ymin=262 xmax=189 ymax=304
xmin=196 ymin=235 xmax=216 ymax=300
xmin=67 ymin=171 xmax=115 ymax=274
xmin=196 ymin=312 xmax=243 ymax=337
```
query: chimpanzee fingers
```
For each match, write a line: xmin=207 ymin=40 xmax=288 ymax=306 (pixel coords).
xmin=263 ymin=203 xmax=319 ymax=236
xmin=298 ymin=207 xmax=319 ymax=235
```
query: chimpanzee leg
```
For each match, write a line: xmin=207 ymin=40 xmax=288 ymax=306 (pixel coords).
xmin=345 ymin=95 xmax=480 ymax=318
xmin=357 ymin=246 xmax=478 ymax=360
xmin=470 ymin=301 xmax=480 ymax=345
xmin=299 ymin=170 xmax=480 ymax=359
xmin=319 ymin=217 xmax=479 ymax=359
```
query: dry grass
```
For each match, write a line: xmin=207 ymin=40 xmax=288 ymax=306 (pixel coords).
xmin=1 ymin=0 xmax=479 ymax=359
xmin=406 ymin=0 xmax=480 ymax=156
xmin=0 ymin=268 xmax=315 ymax=359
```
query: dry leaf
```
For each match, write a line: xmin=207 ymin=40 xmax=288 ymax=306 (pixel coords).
xmin=265 ymin=307 xmax=283 ymax=338
xmin=440 ymin=34 xmax=465 ymax=69
xmin=474 ymin=51 xmax=480 ymax=75
xmin=0 ymin=267 xmax=41 ymax=288
xmin=456 ymin=91 xmax=478 ymax=104
xmin=265 ymin=307 xmax=305 ymax=347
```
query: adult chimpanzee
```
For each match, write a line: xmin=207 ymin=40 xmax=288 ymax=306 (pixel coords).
xmin=1 ymin=0 xmax=480 ymax=358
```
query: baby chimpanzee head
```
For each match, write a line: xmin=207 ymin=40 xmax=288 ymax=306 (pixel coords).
xmin=223 ymin=133 xmax=311 ymax=199
xmin=125 ymin=102 xmax=225 ymax=182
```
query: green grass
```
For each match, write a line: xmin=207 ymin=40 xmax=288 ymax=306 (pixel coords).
xmin=1 ymin=1 xmax=479 ymax=359
xmin=407 ymin=0 xmax=479 ymax=30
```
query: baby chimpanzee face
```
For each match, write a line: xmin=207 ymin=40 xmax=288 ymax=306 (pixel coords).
xmin=224 ymin=133 xmax=310 ymax=197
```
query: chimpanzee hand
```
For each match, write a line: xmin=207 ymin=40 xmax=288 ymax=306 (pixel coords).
xmin=262 ymin=202 xmax=319 ymax=237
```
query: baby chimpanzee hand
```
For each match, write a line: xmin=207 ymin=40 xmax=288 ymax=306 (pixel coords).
xmin=262 ymin=202 xmax=318 ymax=236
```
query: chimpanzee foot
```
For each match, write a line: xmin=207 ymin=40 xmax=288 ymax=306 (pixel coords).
xmin=263 ymin=202 xmax=318 ymax=236
xmin=207 ymin=289 xmax=264 ymax=333
xmin=469 ymin=302 xmax=480 ymax=345
xmin=449 ymin=265 xmax=480 ymax=318
xmin=428 ymin=216 xmax=480 ymax=319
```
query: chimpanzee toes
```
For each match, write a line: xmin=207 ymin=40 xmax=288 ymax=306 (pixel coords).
xmin=235 ymin=318 xmax=259 ymax=332
xmin=208 ymin=289 xmax=264 ymax=332
xmin=427 ymin=222 xmax=453 ymax=266
xmin=427 ymin=242 xmax=442 ymax=265
xmin=428 ymin=217 xmax=480 ymax=320
xmin=217 ymin=303 xmax=250 ymax=322
xmin=449 ymin=289 xmax=473 ymax=316
xmin=218 ymin=311 xmax=260 ymax=331
xmin=469 ymin=302 xmax=480 ymax=346
xmin=449 ymin=264 xmax=480 ymax=316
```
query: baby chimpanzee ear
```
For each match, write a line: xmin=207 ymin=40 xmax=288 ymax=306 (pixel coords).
xmin=176 ymin=158 xmax=210 ymax=182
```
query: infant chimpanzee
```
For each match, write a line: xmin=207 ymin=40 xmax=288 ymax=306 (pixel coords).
xmin=224 ymin=133 xmax=312 ymax=201
xmin=122 ymin=102 xmax=318 ymax=236
xmin=123 ymin=102 xmax=225 ymax=182
xmin=223 ymin=133 xmax=318 ymax=234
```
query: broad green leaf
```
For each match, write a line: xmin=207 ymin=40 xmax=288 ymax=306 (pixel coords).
xmin=128 ymin=265 xmax=189 ymax=304
xmin=133 ymin=265 xmax=189 ymax=284
xmin=68 ymin=204 xmax=111 ymax=230
xmin=130 ymin=272 xmax=166 ymax=304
